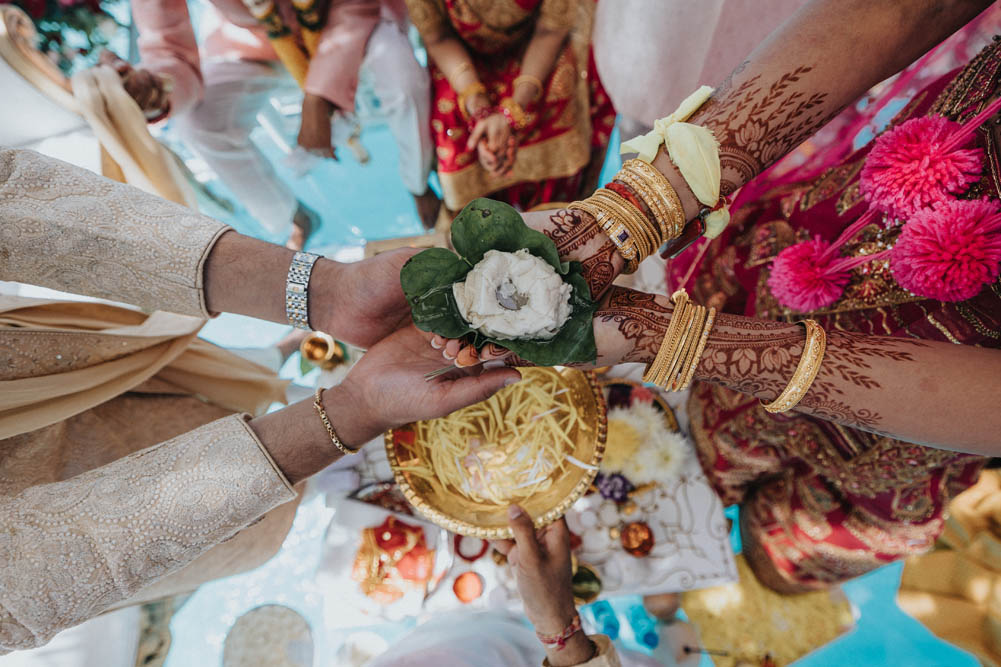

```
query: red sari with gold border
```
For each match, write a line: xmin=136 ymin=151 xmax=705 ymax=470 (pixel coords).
xmin=405 ymin=0 xmax=616 ymax=212
xmin=677 ymin=38 xmax=1001 ymax=589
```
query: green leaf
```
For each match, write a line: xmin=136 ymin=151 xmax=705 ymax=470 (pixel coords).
xmin=451 ymin=198 xmax=564 ymax=273
xmin=399 ymin=199 xmax=598 ymax=366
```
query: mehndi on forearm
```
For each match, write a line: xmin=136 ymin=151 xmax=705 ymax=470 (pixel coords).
xmin=599 ymin=287 xmax=1001 ymax=454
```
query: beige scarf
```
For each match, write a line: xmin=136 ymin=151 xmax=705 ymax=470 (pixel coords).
xmin=0 ymin=296 xmax=288 ymax=440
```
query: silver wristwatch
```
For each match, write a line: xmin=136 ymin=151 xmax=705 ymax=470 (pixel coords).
xmin=285 ymin=251 xmax=321 ymax=330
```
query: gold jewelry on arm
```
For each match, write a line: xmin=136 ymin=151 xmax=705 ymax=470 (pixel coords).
xmin=313 ymin=387 xmax=359 ymax=456
xmin=677 ymin=307 xmax=716 ymax=391
xmin=761 ymin=319 xmax=827 ymax=413
xmin=568 ymin=198 xmax=641 ymax=273
xmin=457 ymin=82 xmax=488 ymax=119
xmin=643 ymin=290 xmax=689 ymax=386
xmin=513 ymin=74 xmax=544 ymax=100
xmin=667 ymin=303 xmax=706 ymax=390
xmin=619 ymin=159 xmax=686 ymax=241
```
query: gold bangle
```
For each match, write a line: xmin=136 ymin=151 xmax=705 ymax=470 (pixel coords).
xmin=617 ymin=165 xmax=684 ymax=242
xmin=313 ymin=387 xmax=358 ymax=456
xmin=457 ymin=81 xmax=487 ymax=120
xmin=667 ymin=304 xmax=705 ymax=390
xmin=569 ymin=196 xmax=642 ymax=273
xmin=591 ymin=189 xmax=656 ymax=265
xmin=621 ymin=159 xmax=686 ymax=240
xmin=659 ymin=304 xmax=698 ymax=389
xmin=514 ymin=74 xmax=544 ymax=100
xmin=643 ymin=290 xmax=689 ymax=386
xmin=499 ymin=96 xmax=529 ymax=131
xmin=760 ymin=320 xmax=827 ymax=413
xmin=677 ymin=307 xmax=715 ymax=391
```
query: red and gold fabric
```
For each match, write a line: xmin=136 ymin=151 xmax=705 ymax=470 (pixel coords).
xmin=407 ymin=0 xmax=616 ymax=211
xmin=679 ymin=37 xmax=1001 ymax=590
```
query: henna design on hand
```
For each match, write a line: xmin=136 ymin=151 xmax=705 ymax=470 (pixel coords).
xmin=594 ymin=287 xmax=671 ymax=363
xmin=692 ymin=65 xmax=831 ymax=196
xmin=545 ymin=208 xmax=618 ymax=298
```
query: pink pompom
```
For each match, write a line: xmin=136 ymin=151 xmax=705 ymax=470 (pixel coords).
xmin=859 ymin=116 xmax=983 ymax=222
xmin=768 ymin=239 xmax=853 ymax=312
xmin=891 ymin=198 xmax=1001 ymax=302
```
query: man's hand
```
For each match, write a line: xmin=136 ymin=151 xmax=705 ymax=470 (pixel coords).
xmin=336 ymin=324 xmax=522 ymax=444
xmin=99 ymin=51 xmax=169 ymax=115
xmin=313 ymin=248 xmax=420 ymax=349
xmin=298 ymin=93 xmax=338 ymax=159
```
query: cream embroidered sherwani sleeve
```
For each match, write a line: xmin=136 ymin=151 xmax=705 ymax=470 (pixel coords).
xmin=0 ymin=147 xmax=297 ymax=652
xmin=0 ymin=147 xmax=226 ymax=316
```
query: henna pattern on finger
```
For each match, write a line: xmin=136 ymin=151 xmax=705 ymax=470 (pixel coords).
xmin=580 ymin=240 xmax=617 ymax=299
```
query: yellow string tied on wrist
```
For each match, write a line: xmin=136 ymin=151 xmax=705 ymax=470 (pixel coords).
xmin=620 ymin=85 xmax=731 ymax=239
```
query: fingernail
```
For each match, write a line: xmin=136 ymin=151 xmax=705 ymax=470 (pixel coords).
xmin=508 ymin=505 xmax=522 ymax=519
xmin=443 ymin=351 xmax=456 ymax=360
xmin=503 ymin=374 xmax=522 ymax=387
xmin=430 ymin=337 xmax=443 ymax=349
xmin=484 ymin=360 xmax=505 ymax=370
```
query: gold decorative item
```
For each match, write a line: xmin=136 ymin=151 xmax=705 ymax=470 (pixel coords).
xmin=299 ymin=332 xmax=345 ymax=370
xmin=572 ymin=563 xmax=603 ymax=605
xmin=386 ymin=367 xmax=607 ymax=539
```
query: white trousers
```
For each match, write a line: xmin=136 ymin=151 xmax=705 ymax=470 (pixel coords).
xmin=173 ymin=21 xmax=432 ymax=236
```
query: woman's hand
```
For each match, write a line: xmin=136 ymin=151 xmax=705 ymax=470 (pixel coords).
xmin=298 ymin=93 xmax=338 ymax=159
xmin=99 ymin=51 xmax=169 ymax=115
xmin=468 ymin=113 xmax=515 ymax=176
xmin=492 ymin=507 xmax=597 ymax=667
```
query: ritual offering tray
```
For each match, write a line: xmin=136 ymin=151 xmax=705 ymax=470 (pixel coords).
xmin=386 ymin=367 xmax=607 ymax=538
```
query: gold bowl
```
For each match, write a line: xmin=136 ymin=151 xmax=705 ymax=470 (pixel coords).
xmin=386 ymin=367 xmax=607 ymax=539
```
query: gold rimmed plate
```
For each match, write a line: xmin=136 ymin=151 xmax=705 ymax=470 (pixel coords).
xmin=386 ymin=367 xmax=608 ymax=539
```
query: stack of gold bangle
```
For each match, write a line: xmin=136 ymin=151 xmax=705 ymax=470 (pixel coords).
xmin=568 ymin=159 xmax=688 ymax=274
xmin=643 ymin=289 xmax=716 ymax=392
xmin=760 ymin=319 xmax=827 ymax=413
xmin=569 ymin=188 xmax=655 ymax=273
xmin=617 ymin=159 xmax=686 ymax=242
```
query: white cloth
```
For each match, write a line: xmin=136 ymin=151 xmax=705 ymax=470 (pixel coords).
xmin=0 ymin=607 xmax=140 ymax=667
xmin=173 ymin=19 xmax=432 ymax=236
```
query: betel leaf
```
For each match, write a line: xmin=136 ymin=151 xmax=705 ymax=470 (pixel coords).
xmin=399 ymin=198 xmax=598 ymax=366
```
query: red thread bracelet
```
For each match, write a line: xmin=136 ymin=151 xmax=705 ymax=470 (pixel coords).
xmin=536 ymin=613 xmax=582 ymax=650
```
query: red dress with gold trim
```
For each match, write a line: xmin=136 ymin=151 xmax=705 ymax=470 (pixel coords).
xmin=405 ymin=0 xmax=616 ymax=212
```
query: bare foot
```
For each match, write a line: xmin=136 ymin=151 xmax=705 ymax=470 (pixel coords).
xmin=414 ymin=189 xmax=441 ymax=231
xmin=286 ymin=204 xmax=318 ymax=250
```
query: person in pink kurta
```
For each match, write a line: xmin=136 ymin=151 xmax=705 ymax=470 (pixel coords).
xmin=110 ymin=0 xmax=436 ymax=247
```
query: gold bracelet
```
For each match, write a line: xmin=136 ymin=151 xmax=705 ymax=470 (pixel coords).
xmin=760 ymin=320 xmax=827 ymax=413
xmin=618 ymin=160 xmax=686 ymax=241
xmin=499 ymin=96 xmax=529 ymax=131
xmin=514 ymin=74 xmax=544 ymax=100
xmin=457 ymin=82 xmax=487 ymax=120
xmin=568 ymin=197 xmax=641 ymax=273
xmin=313 ymin=387 xmax=358 ymax=456
xmin=643 ymin=290 xmax=689 ymax=386
xmin=620 ymin=159 xmax=686 ymax=240
xmin=660 ymin=304 xmax=699 ymax=389
xmin=677 ymin=307 xmax=715 ymax=391
xmin=667 ymin=304 xmax=706 ymax=390
xmin=590 ymin=189 xmax=657 ymax=266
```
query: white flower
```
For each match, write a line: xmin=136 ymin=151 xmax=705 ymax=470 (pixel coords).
xmin=606 ymin=401 xmax=688 ymax=485
xmin=452 ymin=249 xmax=572 ymax=340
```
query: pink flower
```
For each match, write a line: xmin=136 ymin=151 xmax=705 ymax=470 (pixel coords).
xmin=859 ymin=115 xmax=983 ymax=222
xmin=891 ymin=198 xmax=1001 ymax=302
xmin=768 ymin=238 xmax=853 ymax=312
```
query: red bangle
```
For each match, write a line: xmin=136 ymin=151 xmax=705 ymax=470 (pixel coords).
xmin=536 ymin=613 xmax=582 ymax=650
